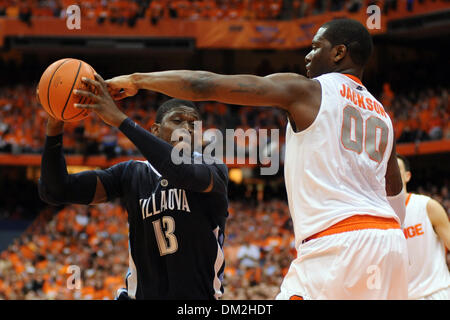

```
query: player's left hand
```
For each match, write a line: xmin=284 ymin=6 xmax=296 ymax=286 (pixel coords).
xmin=73 ymin=73 xmax=128 ymax=127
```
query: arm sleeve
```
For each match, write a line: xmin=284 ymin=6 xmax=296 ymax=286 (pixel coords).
xmin=118 ymin=117 xmax=228 ymax=194
xmin=38 ymin=134 xmax=97 ymax=205
xmin=94 ymin=161 xmax=131 ymax=201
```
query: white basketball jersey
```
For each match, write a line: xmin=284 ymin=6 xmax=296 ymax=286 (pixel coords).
xmin=403 ymin=193 xmax=450 ymax=299
xmin=284 ymin=72 xmax=399 ymax=248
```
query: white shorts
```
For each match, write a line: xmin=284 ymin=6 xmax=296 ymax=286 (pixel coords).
xmin=418 ymin=286 xmax=450 ymax=300
xmin=276 ymin=228 xmax=409 ymax=300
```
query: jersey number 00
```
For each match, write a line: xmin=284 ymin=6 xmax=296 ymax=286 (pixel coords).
xmin=341 ymin=105 xmax=389 ymax=163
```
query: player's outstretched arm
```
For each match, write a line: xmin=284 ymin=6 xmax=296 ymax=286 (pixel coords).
xmin=38 ymin=117 xmax=110 ymax=205
xmin=75 ymin=74 xmax=228 ymax=194
xmin=427 ymin=198 xmax=450 ymax=250
xmin=106 ymin=71 xmax=316 ymax=110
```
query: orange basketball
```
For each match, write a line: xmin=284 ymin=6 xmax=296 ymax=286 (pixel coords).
xmin=37 ymin=58 xmax=97 ymax=122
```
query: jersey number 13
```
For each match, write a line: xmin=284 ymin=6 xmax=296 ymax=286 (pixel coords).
xmin=152 ymin=216 xmax=178 ymax=256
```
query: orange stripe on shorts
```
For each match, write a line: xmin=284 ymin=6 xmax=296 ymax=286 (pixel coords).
xmin=304 ymin=215 xmax=400 ymax=243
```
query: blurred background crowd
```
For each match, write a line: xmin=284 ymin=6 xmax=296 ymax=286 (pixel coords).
xmin=0 ymin=184 xmax=449 ymax=299
xmin=0 ymin=0 xmax=431 ymax=25
xmin=0 ymin=79 xmax=448 ymax=157
xmin=0 ymin=0 xmax=449 ymax=300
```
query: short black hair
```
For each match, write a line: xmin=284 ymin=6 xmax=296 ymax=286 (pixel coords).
xmin=397 ymin=154 xmax=411 ymax=172
xmin=321 ymin=18 xmax=373 ymax=67
xmin=155 ymin=98 xmax=200 ymax=123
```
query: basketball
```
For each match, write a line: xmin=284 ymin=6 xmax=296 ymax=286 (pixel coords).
xmin=37 ymin=58 xmax=96 ymax=122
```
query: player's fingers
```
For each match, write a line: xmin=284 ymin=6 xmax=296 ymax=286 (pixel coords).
xmin=94 ymin=73 xmax=105 ymax=83
xmin=74 ymin=103 xmax=99 ymax=109
xmin=73 ymin=89 xmax=99 ymax=101
xmin=81 ymin=76 xmax=102 ymax=91
xmin=94 ymin=73 xmax=109 ymax=94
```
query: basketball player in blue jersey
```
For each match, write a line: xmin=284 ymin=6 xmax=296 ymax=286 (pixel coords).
xmin=38 ymin=74 xmax=229 ymax=300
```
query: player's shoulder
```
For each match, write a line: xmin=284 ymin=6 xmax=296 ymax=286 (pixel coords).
xmin=193 ymin=152 xmax=229 ymax=178
xmin=409 ymin=193 xmax=432 ymax=207
xmin=267 ymin=72 xmax=319 ymax=91
xmin=411 ymin=193 xmax=432 ymax=201
xmin=124 ymin=159 xmax=161 ymax=177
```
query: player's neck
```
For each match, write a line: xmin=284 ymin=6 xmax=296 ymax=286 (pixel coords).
xmin=335 ymin=68 xmax=363 ymax=82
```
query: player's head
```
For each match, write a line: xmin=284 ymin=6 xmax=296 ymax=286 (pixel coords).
xmin=305 ymin=18 xmax=373 ymax=78
xmin=151 ymin=98 xmax=201 ymax=149
xmin=397 ymin=154 xmax=411 ymax=190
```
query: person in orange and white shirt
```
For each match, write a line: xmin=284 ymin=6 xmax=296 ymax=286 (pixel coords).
xmin=397 ymin=154 xmax=450 ymax=300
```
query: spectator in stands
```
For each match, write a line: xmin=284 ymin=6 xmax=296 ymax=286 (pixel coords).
xmin=147 ymin=0 xmax=165 ymax=25
xmin=237 ymin=236 xmax=261 ymax=269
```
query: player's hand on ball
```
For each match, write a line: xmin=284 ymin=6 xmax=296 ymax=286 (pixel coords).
xmin=105 ymin=74 xmax=138 ymax=101
xmin=74 ymin=73 xmax=128 ymax=127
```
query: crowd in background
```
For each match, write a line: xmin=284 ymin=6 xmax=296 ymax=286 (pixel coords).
xmin=0 ymin=199 xmax=293 ymax=299
xmin=0 ymin=81 xmax=448 ymax=157
xmin=0 ymin=182 xmax=449 ymax=299
xmin=0 ymin=0 xmax=443 ymax=24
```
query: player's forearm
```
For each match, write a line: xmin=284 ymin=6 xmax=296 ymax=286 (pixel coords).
xmin=40 ymin=134 xmax=69 ymax=198
xmin=39 ymin=132 xmax=97 ymax=205
xmin=131 ymin=71 xmax=277 ymax=106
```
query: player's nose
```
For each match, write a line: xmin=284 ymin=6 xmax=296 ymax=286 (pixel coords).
xmin=181 ymin=121 xmax=194 ymax=134
xmin=305 ymin=53 xmax=312 ymax=64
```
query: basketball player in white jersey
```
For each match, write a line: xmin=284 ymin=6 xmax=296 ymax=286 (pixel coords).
xmin=105 ymin=18 xmax=408 ymax=299
xmin=397 ymin=155 xmax=450 ymax=300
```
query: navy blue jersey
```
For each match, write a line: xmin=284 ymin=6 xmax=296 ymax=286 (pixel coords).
xmin=95 ymin=156 xmax=228 ymax=300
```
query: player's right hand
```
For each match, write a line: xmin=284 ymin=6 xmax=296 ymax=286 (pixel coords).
xmin=105 ymin=75 xmax=138 ymax=101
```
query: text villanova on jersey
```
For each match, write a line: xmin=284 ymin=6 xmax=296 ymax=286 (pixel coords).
xmin=139 ymin=188 xmax=191 ymax=220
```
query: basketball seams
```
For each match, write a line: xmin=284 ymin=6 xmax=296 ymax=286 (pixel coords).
xmin=61 ymin=61 xmax=83 ymax=121
xmin=41 ymin=58 xmax=96 ymax=122
xmin=46 ymin=58 xmax=70 ymax=119
xmin=62 ymin=62 xmax=96 ymax=121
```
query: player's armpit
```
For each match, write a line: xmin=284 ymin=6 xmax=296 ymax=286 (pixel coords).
xmin=427 ymin=198 xmax=450 ymax=250
xmin=94 ymin=161 xmax=131 ymax=202
xmin=201 ymin=164 xmax=228 ymax=194
xmin=89 ymin=176 xmax=108 ymax=204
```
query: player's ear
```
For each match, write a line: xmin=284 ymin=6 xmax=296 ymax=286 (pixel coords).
xmin=405 ymin=171 xmax=412 ymax=184
xmin=151 ymin=123 xmax=160 ymax=136
xmin=333 ymin=44 xmax=347 ymax=63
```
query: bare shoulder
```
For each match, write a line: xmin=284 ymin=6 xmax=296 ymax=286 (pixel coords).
xmin=265 ymin=73 xmax=320 ymax=92
xmin=264 ymin=73 xmax=321 ymax=131
xmin=265 ymin=72 xmax=321 ymax=113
